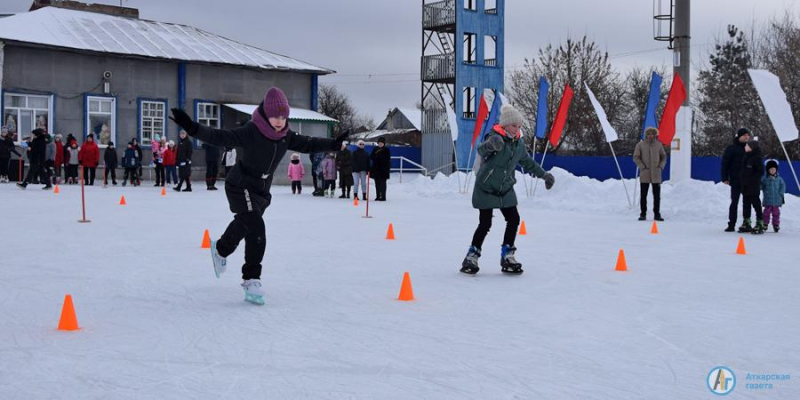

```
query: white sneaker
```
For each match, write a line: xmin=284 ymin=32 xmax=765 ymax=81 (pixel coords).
xmin=242 ymin=279 xmax=265 ymax=305
xmin=210 ymin=240 xmax=227 ymax=278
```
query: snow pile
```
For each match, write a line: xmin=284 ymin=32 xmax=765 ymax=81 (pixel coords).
xmin=398 ymin=168 xmax=798 ymax=232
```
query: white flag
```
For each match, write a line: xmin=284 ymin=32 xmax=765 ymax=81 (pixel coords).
xmin=748 ymin=69 xmax=799 ymax=142
xmin=585 ymin=83 xmax=618 ymax=143
xmin=444 ymin=92 xmax=459 ymax=141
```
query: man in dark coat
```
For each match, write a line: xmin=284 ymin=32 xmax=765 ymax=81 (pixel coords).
xmin=739 ymin=139 xmax=765 ymax=233
xmin=369 ymin=137 xmax=391 ymax=201
xmin=170 ymin=87 xmax=345 ymax=305
xmin=351 ymin=140 xmax=371 ymax=200
xmin=202 ymin=142 xmax=221 ymax=190
xmin=337 ymin=141 xmax=354 ymax=198
xmin=721 ymin=128 xmax=751 ymax=232
xmin=174 ymin=130 xmax=194 ymax=192
xmin=17 ymin=129 xmax=51 ymax=189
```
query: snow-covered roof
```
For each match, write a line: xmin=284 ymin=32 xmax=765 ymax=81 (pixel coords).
xmin=0 ymin=7 xmax=333 ymax=74
xmin=223 ymin=104 xmax=338 ymax=123
xmin=396 ymin=108 xmax=422 ymax=131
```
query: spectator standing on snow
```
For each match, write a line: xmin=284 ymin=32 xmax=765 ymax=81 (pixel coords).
xmin=174 ymin=130 xmax=193 ymax=192
xmin=17 ymin=129 xmax=51 ymax=190
xmin=78 ymin=133 xmax=100 ymax=185
xmin=321 ymin=151 xmax=337 ymax=198
xmin=761 ymin=159 xmax=786 ymax=233
xmin=721 ymin=128 xmax=751 ymax=232
xmin=65 ymin=140 xmax=79 ymax=184
xmin=203 ymin=142 xmax=221 ymax=190
xmin=351 ymin=140 xmax=370 ymax=200
xmin=163 ymin=140 xmax=177 ymax=185
xmin=131 ymin=138 xmax=143 ymax=185
xmin=0 ymin=126 xmax=19 ymax=183
xmin=310 ymin=151 xmax=326 ymax=196
xmin=740 ymin=139 xmax=765 ymax=234
xmin=461 ymin=104 xmax=554 ymax=275
xmin=103 ymin=141 xmax=118 ymax=186
xmin=45 ymin=133 xmax=56 ymax=185
xmin=53 ymin=134 xmax=64 ymax=184
xmin=337 ymin=141 xmax=354 ymax=199
xmin=369 ymin=137 xmax=391 ymax=201
xmin=152 ymin=136 xmax=166 ymax=187
xmin=633 ymin=127 xmax=667 ymax=221
xmin=287 ymin=152 xmax=305 ymax=194
xmin=121 ymin=142 xmax=140 ymax=186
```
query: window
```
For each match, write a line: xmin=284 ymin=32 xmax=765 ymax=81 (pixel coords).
xmin=462 ymin=87 xmax=476 ymax=119
xmin=463 ymin=33 xmax=477 ymax=64
xmin=484 ymin=36 xmax=497 ymax=66
xmin=196 ymin=102 xmax=220 ymax=128
xmin=485 ymin=0 xmax=497 ymax=14
xmin=464 ymin=0 xmax=476 ymax=11
xmin=86 ymin=96 xmax=116 ymax=147
xmin=140 ymin=100 xmax=166 ymax=146
xmin=3 ymin=93 xmax=53 ymax=144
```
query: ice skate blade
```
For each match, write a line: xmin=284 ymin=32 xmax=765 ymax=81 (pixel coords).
xmin=244 ymin=292 xmax=265 ymax=306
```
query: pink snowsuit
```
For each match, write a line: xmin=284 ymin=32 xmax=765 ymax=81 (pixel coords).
xmin=288 ymin=162 xmax=305 ymax=182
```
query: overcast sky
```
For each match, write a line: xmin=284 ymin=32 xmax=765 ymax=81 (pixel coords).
xmin=5 ymin=0 xmax=800 ymax=122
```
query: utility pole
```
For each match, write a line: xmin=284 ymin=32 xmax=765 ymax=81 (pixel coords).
xmin=673 ymin=0 xmax=690 ymax=106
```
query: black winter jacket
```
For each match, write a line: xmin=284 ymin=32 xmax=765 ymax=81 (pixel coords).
xmin=369 ymin=146 xmax=391 ymax=180
xmin=104 ymin=147 xmax=118 ymax=168
xmin=29 ymin=135 xmax=47 ymax=164
xmin=0 ymin=136 xmax=18 ymax=159
xmin=740 ymin=146 xmax=764 ymax=196
xmin=177 ymin=137 xmax=193 ymax=164
xmin=721 ymin=138 xmax=746 ymax=184
xmin=352 ymin=148 xmax=371 ymax=172
xmin=203 ymin=143 xmax=221 ymax=164
xmin=190 ymin=122 xmax=335 ymax=211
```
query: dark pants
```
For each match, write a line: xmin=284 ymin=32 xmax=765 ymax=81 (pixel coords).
xmin=165 ymin=165 xmax=177 ymax=184
xmin=124 ymin=168 xmax=138 ymax=183
xmin=54 ymin=164 xmax=62 ymax=183
xmin=324 ymin=179 xmax=335 ymax=192
xmin=728 ymin=184 xmax=745 ymax=224
xmin=312 ymin=172 xmax=320 ymax=191
xmin=176 ymin=164 xmax=192 ymax=190
xmin=23 ymin=161 xmax=50 ymax=186
xmin=206 ymin=161 xmax=218 ymax=188
xmin=216 ymin=209 xmax=267 ymax=280
xmin=104 ymin=167 xmax=117 ymax=184
xmin=0 ymin=157 xmax=9 ymax=177
xmin=66 ymin=164 xmax=78 ymax=182
xmin=471 ymin=207 xmax=521 ymax=249
xmin=154 ymin=162 xmax=165 ymax=185
xmin=640 ymin=183 xmax=661 ymax=215
xmin=374 ymin=178 xmax=387 ymax=200
xmin=743 ymin=193 xmax=763 ymax=222
xmin=291 ymin=181 xmax=302 ymax=194
xmin=84 ymin=167 xmax=96 ymax=185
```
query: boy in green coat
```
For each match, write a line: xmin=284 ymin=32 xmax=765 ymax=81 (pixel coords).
xmin=462 ymin=104 xmax=555 ymax=275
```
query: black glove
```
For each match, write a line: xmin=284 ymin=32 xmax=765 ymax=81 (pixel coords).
xmin=543 ymin=172 xmax=555 ymax=190
xmin=333 ymin=130 xmax=350 ymax=150
xmin=169 ymin=108 xmax=198 ymax=135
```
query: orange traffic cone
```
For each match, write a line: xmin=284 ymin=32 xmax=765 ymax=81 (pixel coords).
xmin=736 ymin=237 xmax=746 ymax=255
xmin=353 ymin=196 xmax=359 ymax=206
xmin=398 ymin=272 xmax=414 ymax=301
xmin=651 ymin=221 xmax=659 ymax=234
xmin=119 ymin=195 xmax=126 ymax=205
xmin=519 ymin=220 xmax=527 ymax=235
xmin=57 ymin=294 xmax=80 ymax=331
xmin=386 ymin=223 xmax=396 ymax=240
xmin=161 ymin=187 xmax=166 ymax=197
xmin=201 ymin=229 xmax=211 ymax=249
xmin=54 ymin=185 xmax=60 ymax=194
xmin=615 ymin=249 xmax=628 ymax=272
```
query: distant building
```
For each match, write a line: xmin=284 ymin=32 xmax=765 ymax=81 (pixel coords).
xmin=0 ymin=1 xmax=336 ymax=182
xmin=350 ymin=107 xmax=421 ymax=147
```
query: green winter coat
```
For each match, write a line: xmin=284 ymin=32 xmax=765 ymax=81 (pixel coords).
xmin=472 ymin=126 xmax=546 ymax=210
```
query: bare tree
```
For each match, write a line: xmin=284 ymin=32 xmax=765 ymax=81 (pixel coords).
xmin=318 ymin=84 xmax=356 ymax=135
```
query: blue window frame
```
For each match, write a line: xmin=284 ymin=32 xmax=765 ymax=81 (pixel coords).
xmin=85 ymin=94 xmax=117 ymax=147
xmin=2 ymin=91 xmax=55 ymax=144
xmin=193 ymin=99 xmax=221 ymax=147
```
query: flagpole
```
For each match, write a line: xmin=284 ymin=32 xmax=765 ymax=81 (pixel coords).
xmin=609 ymin=142 xmax=632 ymax=207
xmin=452 ymin=140 xmax=464 ymax=193
xmin=525 ymin=136 xmax=537 ymax=198
xmin=532 ymin=141 xmax=550 ymax=197
xmin=779 ymin=141 xmax=800 ymax=193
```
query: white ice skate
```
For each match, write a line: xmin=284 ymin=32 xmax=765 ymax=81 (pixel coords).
xmin=209 ymin=240 xmax=227 ymax=278
xmin=242 ymin=279 xmax=265 ymax=305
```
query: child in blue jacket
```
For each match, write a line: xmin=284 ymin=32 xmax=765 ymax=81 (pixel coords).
xmin=761 ymin=159 xmax=786 ymax=233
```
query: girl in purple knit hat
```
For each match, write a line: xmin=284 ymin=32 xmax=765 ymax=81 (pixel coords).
xmin=171 ymin=87 xmax=345 ymax=305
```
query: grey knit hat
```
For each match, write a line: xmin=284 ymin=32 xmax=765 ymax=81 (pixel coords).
xmin=499 ymin=104 xmax=524 ymax=127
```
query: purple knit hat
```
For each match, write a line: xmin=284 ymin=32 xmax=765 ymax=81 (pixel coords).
xmin=263 ymin=87 xmax=290 ymax=119
xmin=252 ymin=87 xmax=290 ymax=140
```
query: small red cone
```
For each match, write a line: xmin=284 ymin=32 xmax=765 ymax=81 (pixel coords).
xmin=119 ymin=195 xmax=127 ymax=205
xmin=736 ymin=237 xmax=746 ymax=255
xmin=57 ymin=294 xmax=80 ymax=331
xmin=651 ymin=221 xmax=659 ymax=234
xmin=201 ymin=230 xmax=211 ymax=249
xmin=519 ymin=220 xmax=527 ymax=235
xmin=615 ymin=249 xmax=628 ymax=272
xmin=386 ymin=223 xmax=396 ymax=240
xmin=161 ymin=187 xmax=166 ymax=197
xmin=398 ymin=272 xmax=414 ymax=301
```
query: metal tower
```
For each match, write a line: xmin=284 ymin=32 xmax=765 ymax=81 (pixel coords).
xmin=421 ymin=0 xmax=505 ymax=172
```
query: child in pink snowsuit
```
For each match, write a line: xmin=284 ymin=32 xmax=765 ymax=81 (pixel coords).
xmin=321 ymin=152 xmax=337 ymax=197
xmin=287 ymin=152 xmax=305 ymax=194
